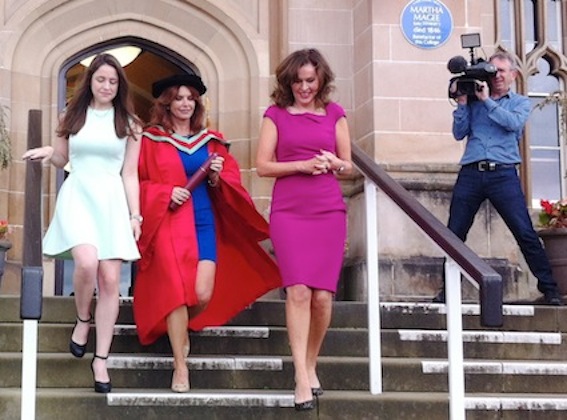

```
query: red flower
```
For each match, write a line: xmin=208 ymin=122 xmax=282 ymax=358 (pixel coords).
xmin=540 ymin=199 xmax=554 ymax=215
xmin=539 ymin=199 xmax=567 ymax=229
xmin=0 ymin=220 xmax=8 ymax=239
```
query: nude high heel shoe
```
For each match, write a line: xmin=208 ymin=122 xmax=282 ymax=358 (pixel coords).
xmin=171 ymin=369 xmax=190 ymax=393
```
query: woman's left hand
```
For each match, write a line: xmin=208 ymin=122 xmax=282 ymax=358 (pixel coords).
xmin=316 ymin=150 xmax=343 ymax=173
xmin=209 ymin=155 xmax=224 ymax=186
xmin=210 ymin=155 xmax=224 ymax=173
xmin=130 ymin=220 xmax=142 ymax=241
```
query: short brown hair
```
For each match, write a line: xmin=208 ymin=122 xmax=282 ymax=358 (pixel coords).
xmin=271 ymin=48 xmax=335 ymax=108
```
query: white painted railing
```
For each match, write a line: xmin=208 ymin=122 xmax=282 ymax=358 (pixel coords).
xmin=355 ymin=141 xmax=502 ymax=420
xmin=21 ymin=320 xmax=38 ymax=420
xmin=364 ymin=179 xmax=382 ymax=394
xmin=364 ymin=182 xmax=465 ymax=420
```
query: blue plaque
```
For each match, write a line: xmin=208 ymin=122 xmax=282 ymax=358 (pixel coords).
xmin=400 ymin=0 xmax=453 ymax=49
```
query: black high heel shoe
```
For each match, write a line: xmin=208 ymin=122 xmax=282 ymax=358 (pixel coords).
xmin=91 ymin=354 xmax=112 ymax=393
xmin=69 ymin=314 xmax=92 ymax=358
xmin=294 ymin=399 xmax=315 ymax=411
xmin=311 ymin=387 xmax=324 ymax=396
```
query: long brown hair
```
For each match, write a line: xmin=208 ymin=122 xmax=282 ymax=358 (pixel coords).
xmin=148 ymin=85 xmax=205 ymax=134
xmin=271 ymin=48 xmax=335 ymax=108
xmin=57 ymin=53 xmax=139 ymax=139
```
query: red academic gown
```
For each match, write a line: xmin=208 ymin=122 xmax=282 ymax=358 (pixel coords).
xmin=133 ymin=126 xmax=281 ymax=345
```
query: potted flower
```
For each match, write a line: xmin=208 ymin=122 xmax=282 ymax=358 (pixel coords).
xmin=539 ymin=199 xmax=567 ymax=229
xmin=0 ymin=104 xmax=12 ymax=287
xmin=0 ymin=219 xmax=12 ymax=286
xmin=537 ymin=199 xmax=567 ymax=294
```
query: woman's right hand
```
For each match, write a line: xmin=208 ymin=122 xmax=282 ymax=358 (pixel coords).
xmin=22 ymin=146 xmax=54 ymax=163
xmin=171 ymin=186 xmax=191 ymax=206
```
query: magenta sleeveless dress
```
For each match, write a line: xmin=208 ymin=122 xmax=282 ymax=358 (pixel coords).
xmin=264 ymin=102 xmax=347 ymax=292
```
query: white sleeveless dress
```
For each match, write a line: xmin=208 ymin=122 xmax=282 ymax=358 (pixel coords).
xmin=43 ymin=107 xmax=140 ymax=261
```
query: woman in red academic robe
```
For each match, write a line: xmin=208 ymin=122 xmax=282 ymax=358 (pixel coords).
xmin=134 ymin=74 xmax=281 ymax=392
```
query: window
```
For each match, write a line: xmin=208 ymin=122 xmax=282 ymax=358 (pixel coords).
xmin=523 ymin=0 xmax=537 ymax=53
xmin=528 ymin=58 xmax=562 ymax=205
xmin=499 ymin=0 xmax=516 ymax=52
xmin=499 ymin=0 xmax=566 ymax=205
xmin=547 ymin=0 xmax=563 ymax=51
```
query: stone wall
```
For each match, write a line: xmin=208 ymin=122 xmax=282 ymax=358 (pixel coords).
xmin=0 ymin=0 xmax=542 ymax=301
xmin=341 ymin=164 xmax=539 ymax=303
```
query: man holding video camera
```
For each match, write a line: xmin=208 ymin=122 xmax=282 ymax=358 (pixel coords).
xmin=433 ymin=50 xmax=563 ymax=305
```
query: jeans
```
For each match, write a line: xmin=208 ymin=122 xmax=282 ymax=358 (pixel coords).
xmin=447 ymin=165 xmax=558 ymax=294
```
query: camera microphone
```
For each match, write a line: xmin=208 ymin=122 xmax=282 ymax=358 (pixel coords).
xmin=447 ymin=56 xmax=468 ymax=74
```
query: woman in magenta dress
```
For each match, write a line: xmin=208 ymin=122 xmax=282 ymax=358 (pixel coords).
xmin=256 ymin=48 xmax=353 ymax=411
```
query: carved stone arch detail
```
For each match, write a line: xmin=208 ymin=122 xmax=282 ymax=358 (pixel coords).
xmin=493 ymin=44 xmax=532 ymax=91
xmin=5 ymin=0 xmax=268 ymax=167
xmin=525 ymin=48 xmax=567 ymax=86
xmin=527 ymin=47 xmax=561 ymax=73
xmin=55 ymin=36 xmax=204 ymax=124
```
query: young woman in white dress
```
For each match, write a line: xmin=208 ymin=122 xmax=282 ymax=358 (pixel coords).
xmin=23 ymin=53 xmax=142 ymax=393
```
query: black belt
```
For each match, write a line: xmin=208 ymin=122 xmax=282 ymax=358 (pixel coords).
xmin=464 ymin=160 xmax=518 ymax=172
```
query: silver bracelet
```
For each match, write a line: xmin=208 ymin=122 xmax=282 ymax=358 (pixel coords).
xmin=130 ymin=214 xmax=143 ymax=224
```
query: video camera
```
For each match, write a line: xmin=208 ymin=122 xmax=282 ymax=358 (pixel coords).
xmin=447 ymin=33 xmax=496 ymax=99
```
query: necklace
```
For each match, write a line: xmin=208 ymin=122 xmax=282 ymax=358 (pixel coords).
xmin=89 ymin=107 xmax=113 ymax=118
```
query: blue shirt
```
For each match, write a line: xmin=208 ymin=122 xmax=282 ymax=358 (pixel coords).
xmin=452 ymin=90 xmax=531 ymax=165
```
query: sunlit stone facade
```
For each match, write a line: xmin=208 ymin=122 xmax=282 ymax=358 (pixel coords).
xmin=0 ymin=1 xmax=543 ymax=301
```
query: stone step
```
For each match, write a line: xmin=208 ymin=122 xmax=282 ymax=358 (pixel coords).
xmin=0 ymin=388 xmax=446 ymax=420
xmin=3 ymin=388 xmax=567 ymax=420
xmin=4 ymin=296 xmax=567 ymax=419
xmin=3 ymin=323 xmax=566 ymax=360
xmin=3 ymin=297 xmax=566 ymax=332
xmin=6 ymin=352 xmax=567 ymax=395
xmin=381 ymin=329 xmax=567 ymax=360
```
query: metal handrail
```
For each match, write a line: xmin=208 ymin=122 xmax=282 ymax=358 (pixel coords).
xmin=20 ymin=109 xmax=44 ymax=420
xmin=352 ymin=143 xmax=503 ymax=420
xmin=352 ymin=143 xmax=503 ymax=326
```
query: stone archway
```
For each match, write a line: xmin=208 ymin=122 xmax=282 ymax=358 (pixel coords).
xmin=7 ymin=0 xmax=265 ymax=156
xmin=60 ymin=36 xmax=199 ymax=123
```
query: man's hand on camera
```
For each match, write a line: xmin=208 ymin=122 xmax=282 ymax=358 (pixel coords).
xmin=475 ymin=80 xmax=489 ymax=101
xmin=449 ymin=81 xmax=468 ymax=105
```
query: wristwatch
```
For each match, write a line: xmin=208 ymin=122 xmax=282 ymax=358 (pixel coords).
xmin=130 ymin=214 xmax=143 ymax=224
xmin=333 ymin=165 xmax=345 ymax=174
